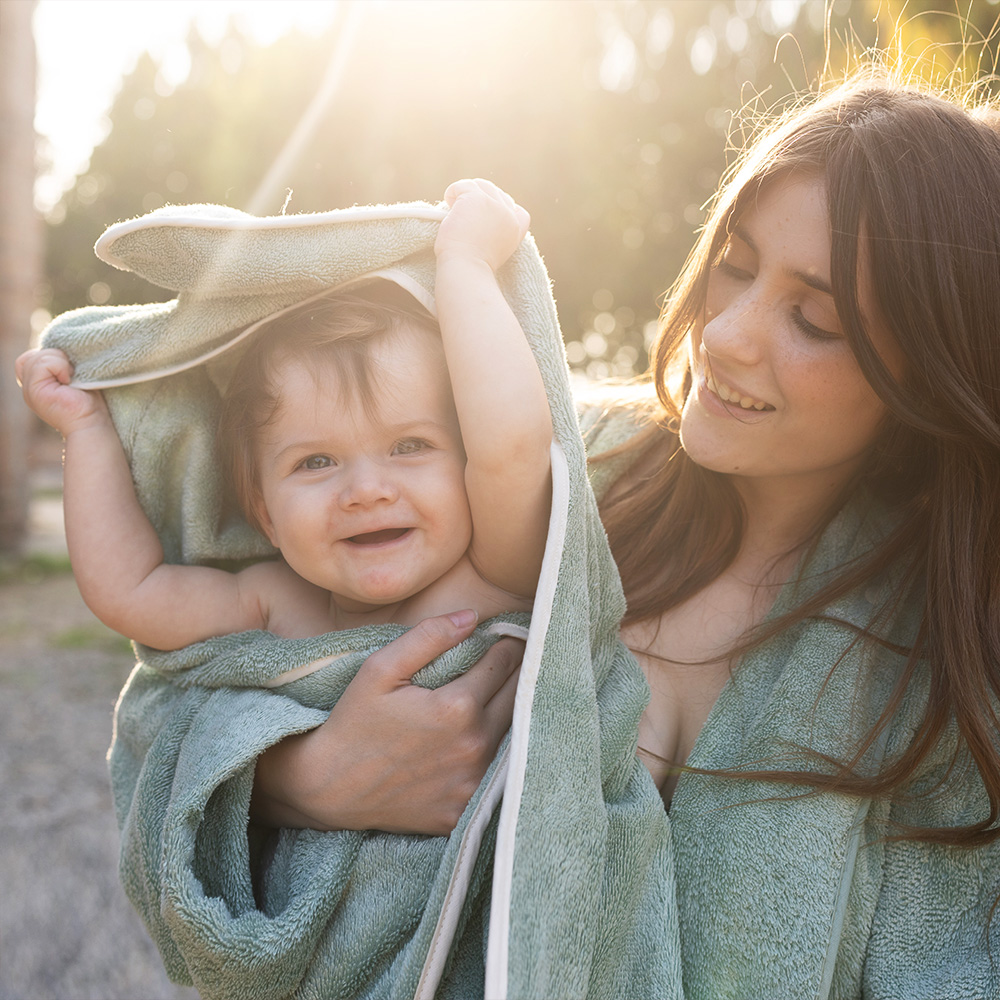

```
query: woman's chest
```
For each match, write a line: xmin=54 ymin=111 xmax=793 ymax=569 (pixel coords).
xmin=623 ymin=573 xmax=777 ymax=803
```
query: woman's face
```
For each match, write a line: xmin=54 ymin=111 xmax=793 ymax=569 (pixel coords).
xmin=680 ymin=173 xmax=897 ymax=497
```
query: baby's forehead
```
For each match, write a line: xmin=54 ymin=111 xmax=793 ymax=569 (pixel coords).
xmin=270 ymin=320 xmax=445 ymax=386
xmin=265 ymin=322 xmax=454 ymax=423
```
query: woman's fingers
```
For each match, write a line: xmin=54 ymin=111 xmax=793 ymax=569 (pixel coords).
xmin=361 ymin=610 xmax=479 ymax=689
xmin=453 ymin=633 xmax=523 ymax=709
xmin=480 ymin=639 xmax=523 ymax=746
xmin=252 ymin=618 xmax=524 ymax=836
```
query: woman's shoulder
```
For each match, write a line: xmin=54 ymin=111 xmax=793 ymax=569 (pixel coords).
xmin=573 ymin=378 xmax=661 ymax=455
xmin=572 ymin=378 xmax=665 ymax=500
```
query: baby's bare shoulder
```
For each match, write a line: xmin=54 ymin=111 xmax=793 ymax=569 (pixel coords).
xmin=399 ymin=555 xmax=533 ymax=627
xmin=237 ymin=557 xmax=296 ymax=591
xmin=237 ymin=560 xmax=332 ymax=635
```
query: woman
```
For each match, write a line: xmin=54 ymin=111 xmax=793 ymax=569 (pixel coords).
xmin=253 ymin=76 xmax=1000 ymax=996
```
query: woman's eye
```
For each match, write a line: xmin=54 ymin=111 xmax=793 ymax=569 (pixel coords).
xmin=393 ymin=438 xmax=427 ymax=456
xmin=714 ymin=257 xmax=754 ymax=282
xmin=301 ymin=455 xmax=333 ymax=470
xmin=791 ymin=307 xmax=840 ymax=342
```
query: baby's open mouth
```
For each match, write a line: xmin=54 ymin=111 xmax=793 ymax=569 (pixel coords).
xmin=347 ymin=528 xmax=411 ymax=545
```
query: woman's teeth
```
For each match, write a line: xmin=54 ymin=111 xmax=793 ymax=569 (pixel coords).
xmin=706 ymin=373 xmax=772 ymax=411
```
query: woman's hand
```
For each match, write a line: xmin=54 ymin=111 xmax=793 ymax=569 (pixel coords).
xmin=251 ymin=611 xmax=523 ymax=836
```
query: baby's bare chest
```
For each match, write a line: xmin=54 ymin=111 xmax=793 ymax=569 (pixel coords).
xmin=260 ymin=556 xmax=531 ymax=637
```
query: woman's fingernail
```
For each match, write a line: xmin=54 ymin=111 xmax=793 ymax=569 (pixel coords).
xmin=448 ymin=609 xmax=478 ymax=629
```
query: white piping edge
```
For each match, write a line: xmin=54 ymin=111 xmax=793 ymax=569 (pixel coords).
xmin=412 ymin=622 xmax=528 ymax=999
xmin=483 ymin=440 xmax=570 ymax=1000
xmin=67 ymin=268 xmax=437 ymax=390
xmin=414 ymin=749 xmax=510 ymax=1000
xmin=94 ymin=203 xmax=448 ymax=269
xmin=264 ymin=623 xmax=527 ymax=695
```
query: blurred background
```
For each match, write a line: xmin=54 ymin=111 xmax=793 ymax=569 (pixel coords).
xmin=4 ymin=0 xmax=1000 ymax=558
xmin=1 ymin=1 xmax=998 ymax=997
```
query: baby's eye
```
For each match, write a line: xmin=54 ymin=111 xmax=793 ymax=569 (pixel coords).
xmin=301 ymin=454 xmax=334 ymax=470
xmin=393 ymin=438 xmax=427 ymax=456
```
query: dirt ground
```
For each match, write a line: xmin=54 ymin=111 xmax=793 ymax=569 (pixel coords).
xmin=0 ymin=483 xmax=198 ymax=999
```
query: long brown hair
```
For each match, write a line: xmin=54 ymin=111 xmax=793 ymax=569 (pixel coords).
xmin=598 ymin=77 xmax=1000 ymax=848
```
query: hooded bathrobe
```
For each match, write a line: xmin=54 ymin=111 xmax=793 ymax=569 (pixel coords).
xmin=40 ymin=202 xmax=998 ymax=1000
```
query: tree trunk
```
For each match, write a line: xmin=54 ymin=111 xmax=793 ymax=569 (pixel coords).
xmin=0 ymin=0 xmax=40 ymax=557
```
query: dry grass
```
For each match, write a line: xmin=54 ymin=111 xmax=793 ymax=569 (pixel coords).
xmin=0 ymin=569 xmax=197 ymax=1000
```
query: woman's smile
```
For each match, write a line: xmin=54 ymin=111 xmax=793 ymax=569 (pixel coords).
xmin=694 ymin=350 xmax=776 ymax=420
xmin=703 ymin=367 xmax=774 ymax=412
xmin=679 ymin=173 xmax=891 ymax=492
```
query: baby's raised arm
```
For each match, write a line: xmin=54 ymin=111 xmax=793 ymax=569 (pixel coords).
xmin=16 ymin=348 xmax=266 ymax=649
xmin=433 ymin=180 xmax=553 ymax=598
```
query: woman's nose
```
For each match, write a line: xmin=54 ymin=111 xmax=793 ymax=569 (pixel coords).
xmin=337 ymin=460 xmax=399 ymax=508
xmin=701 ymin=286 xmax=767 ymax=367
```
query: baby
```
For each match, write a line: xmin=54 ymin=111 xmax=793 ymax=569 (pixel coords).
xmin=16 ymin=179 xmax=552 ymax=650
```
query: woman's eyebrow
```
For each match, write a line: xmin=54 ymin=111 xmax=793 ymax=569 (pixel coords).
xmin=793 ymin=267 xmax=834 ymax=296
xmin=735 ymin=224 xmax=834 ymax=296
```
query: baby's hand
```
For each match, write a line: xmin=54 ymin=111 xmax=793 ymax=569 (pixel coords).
xmin=15 ymin=348 xmax=108 ymax=436
xmin=435 ymin=178 xmax=530 ymax=273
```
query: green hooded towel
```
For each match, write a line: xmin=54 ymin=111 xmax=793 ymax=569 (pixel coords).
xmin=41 ymin=201 xmax=999 ymax=1000
xmin=39 ymin=202 xmax=681 ymax=1000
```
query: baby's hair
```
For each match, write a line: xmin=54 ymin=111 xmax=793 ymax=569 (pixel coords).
xmin=217 ymin=283 xmax=439 ymax=536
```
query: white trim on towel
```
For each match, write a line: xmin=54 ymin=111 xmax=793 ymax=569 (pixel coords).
xmin=413 ymin=624 xmax=527 ymax=998
xmin=94 ymin=202 xmax=448 ymax=270
xmin=68 ymin=268 xmax=437 ymax=390
xmin=483 ymin=440 xmax=570 ymax=1000
xmin=415 ymin=748 xmax=510 ymax=1000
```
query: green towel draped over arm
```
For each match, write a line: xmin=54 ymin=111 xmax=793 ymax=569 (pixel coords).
xmin=43 ymin=203 xmax=997 ymax=999
xmin=45 ymin=203 xmax=682 ymax=1000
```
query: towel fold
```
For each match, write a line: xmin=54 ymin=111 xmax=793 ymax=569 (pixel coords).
xmin=44 ymin=202 xmax=682 ymax=999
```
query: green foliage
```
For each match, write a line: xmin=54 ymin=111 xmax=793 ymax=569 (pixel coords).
xmin=0 ymin=551 xmax=72 ymax=586
xmin=49 ymin=622 xmax=133 ymax=655
xmin=44 ymin=0 xmax=1000 ymax=376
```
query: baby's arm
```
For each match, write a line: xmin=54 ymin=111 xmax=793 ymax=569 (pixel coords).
xmin=16 ymin=349 xmax=267 ymax=649
xmin=434 ymin=179 xmax=553 ymax=597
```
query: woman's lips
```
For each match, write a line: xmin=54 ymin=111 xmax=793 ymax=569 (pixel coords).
xmin=705 ymin=371 xmax=774 ymax=411
xmin=695 ymin=377 xmax=774 ymax=421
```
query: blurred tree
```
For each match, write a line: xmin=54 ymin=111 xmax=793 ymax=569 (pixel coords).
xmin=43 ymin=0 xmax=1000 ymax=381
xmin=0 ymin=0 xmax=41 ymax=557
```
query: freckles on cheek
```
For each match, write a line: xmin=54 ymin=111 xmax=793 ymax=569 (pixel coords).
xmin=791 ymin=351 xmax=859 ymax=405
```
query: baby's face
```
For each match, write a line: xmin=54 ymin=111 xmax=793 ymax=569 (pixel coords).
xmin=252 ymin=323 xmax=472 ymax=614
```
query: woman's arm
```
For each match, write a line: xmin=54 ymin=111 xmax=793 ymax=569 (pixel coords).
xmin=251 ymin=612 xmax=523 ymax=835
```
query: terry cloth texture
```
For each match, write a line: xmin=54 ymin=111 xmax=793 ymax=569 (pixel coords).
xmin=41 ymin=203 xmax=682 ymax=1000
xmin=43 ymin=205 xmax=998 ymax=1000
xmin=582 ymin=404 xmax=1000 ymax=1000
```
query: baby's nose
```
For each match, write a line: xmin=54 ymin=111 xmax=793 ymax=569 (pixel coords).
xmin=338 ymin=461 xmax=399 ymax=507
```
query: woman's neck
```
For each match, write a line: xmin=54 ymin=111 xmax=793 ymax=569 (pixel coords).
xmin=729 ymin=470 xmax=852 ymax=578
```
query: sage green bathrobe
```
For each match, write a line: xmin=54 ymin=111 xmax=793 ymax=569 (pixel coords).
xmin=41 ymin=203 xmax=998 ymax=1000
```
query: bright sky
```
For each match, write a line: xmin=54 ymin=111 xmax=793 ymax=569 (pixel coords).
xmin=32 ymin=0 xmax=814 ymax=215
xmin=33 ymin=0 xmax=340 ymax=211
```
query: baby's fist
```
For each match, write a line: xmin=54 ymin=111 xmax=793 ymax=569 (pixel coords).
xmin=435 ymin=178 xmax=529 ymax=272
xmin=16 ymin=348 xmax=107 ymax=436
